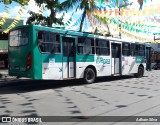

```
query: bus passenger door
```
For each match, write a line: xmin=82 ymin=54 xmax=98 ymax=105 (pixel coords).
xmin=111 ymin=43 xmax=121 ymax=74
xmin=62 ymin=37 xmax=76 ymax=79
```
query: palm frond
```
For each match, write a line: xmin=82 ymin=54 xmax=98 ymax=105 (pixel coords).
xmin=61 ymin=0 xmax=81 ymax=11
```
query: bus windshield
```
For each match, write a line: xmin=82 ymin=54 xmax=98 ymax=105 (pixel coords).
xmin=9 ymin=28 xmax=29 ymax=47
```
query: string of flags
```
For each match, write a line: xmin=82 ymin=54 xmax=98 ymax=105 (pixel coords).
xmin=94 ymin=14 xmax=160 ymax=35
xmin=0 ymin=0 xmax=29 ymax=34
xmin=92 ymin=4 xmax=160 ymax=17
xmin=0 ymin=6 xmax=9 ymax=27
xmin=2 ymin=6 xmax=25 ymax=34
xmin=91 ymin=14 xmax=158 ymax=43
xmin=0 ymin=0 xmax=159 ymax=44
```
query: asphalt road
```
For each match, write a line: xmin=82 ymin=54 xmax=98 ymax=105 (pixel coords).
xmin=0 ymin=70 xmax=160 ymax=125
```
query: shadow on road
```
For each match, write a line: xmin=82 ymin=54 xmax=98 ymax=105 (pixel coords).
xmin=0 ymin=75 xmax=138 ymax=94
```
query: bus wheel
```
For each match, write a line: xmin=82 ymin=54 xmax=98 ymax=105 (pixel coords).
xmin=135 ymin=66 xmax=144 ymax=78
xmin=83 ymin=68 xmax=96 ymax=84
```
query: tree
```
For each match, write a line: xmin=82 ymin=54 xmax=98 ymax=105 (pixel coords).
xmin=1 ymin=0 xmax=65 ymax=27
xmin=61 ymin=0 xmax=111 ymax=32
xmin=26 ymin=0 xmax=65 ymax=27
xmin=1 ymin=0 xmax=29 ymax=5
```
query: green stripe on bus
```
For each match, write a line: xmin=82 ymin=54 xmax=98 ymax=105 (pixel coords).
xmin=42 ymin=55 xmax=94 ymax=63
xmin=136 ymin=56 xmax=144 ymax=63
xmin=63 ymin=57 xmax=74 ymax=62
xmin=76 ymin=55 xmax=94 ymax=62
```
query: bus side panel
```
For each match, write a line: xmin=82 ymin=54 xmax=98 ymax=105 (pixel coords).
xmin=76 ymin=55 xmax=95 ymax=78
xmin=76 ymin=55 xmax=111 ymax=78
xmin=32 ymin=26 xmax=42 ymax=79
xmin=95 ymin=55 xmax=111 ymax=77
xmin=129 ymin=56 xmax=146 ymax=74
xmin=42 ymin=54 xmax=62 ymax=80
xmin=122 ymin=56 xmax=137 ymax=75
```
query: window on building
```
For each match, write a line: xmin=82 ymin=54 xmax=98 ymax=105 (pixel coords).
xmin=38 ymin=31 xmax=60 ymax=53
xmin=96 ymin=39 xmax=110 ymax=55
xmin=0 ymin=32 xmax=8 ymax=40
xmin=78 ymin=37 xmax=94 ymax=54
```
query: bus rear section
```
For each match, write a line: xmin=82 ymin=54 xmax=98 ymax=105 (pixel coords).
xmin=8 ymin=27 xmax=33 ymax=78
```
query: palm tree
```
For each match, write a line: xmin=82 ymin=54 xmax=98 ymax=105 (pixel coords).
xmin=1 ymin=0 xmax=29 ymax=5
xmin=62 ymin=0 xmax=134 ymax=33
xmin=62 ymin=0 xmax=111 ymax=32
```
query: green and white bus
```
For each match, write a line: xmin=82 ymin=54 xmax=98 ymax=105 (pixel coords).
xmin=8 ymin=25 xmax=151 ymax=83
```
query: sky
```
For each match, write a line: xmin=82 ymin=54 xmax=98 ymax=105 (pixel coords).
xmin=0 ymin=0 xmax=160 ymax=32
xmin=0 ymin=0 xmax=84 ymax=30
xmin=0 ymin=0 xmax=50 ymax=22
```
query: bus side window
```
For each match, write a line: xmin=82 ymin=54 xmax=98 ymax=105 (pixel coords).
xmin=39 ymin=40 xmax=44 ymax=52
xmin=139 ymin=45 xmax=145 ymax=56
xmin=122 ymin=43 xmax=130 ymax=56
xmin=78 ymin=37 xmax=94 ymax=55
xmin=37 ymin=31 xmax=60 ymax=53
xmin=133 ymin=44 xmax=145 ymax=56
xmin=131 ymin=43 xmax=135 ymax=56
xmin=134 ymin=45 xmax=139 ymax=56
xmin=54 ymin=35 xmax=60 ymax=53
xmin=38 ymin=31 xmax=44 ymax=52
xmin=96 ymin=39 xmax=109 ymax=56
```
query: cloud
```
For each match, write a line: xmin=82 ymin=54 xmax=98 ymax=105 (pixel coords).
xmin=25 ymin=0 xmax=40 ymax=13
xmin=0 ymin=12 xmax=4 ymax=16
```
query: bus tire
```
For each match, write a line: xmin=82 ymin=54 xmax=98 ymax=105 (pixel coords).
xmin=135 ymin=66 xmax=144 ymax=78
xmin=83 ymin=68 xmax=96 ymax=84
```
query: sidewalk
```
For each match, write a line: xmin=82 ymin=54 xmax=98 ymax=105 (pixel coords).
xmin=0 ymin=69 xmax=32 ymax=87
xmin=0 ymin=69 xmax=9 ymax=79
xmin=0 ymin=69 xmax=16 ymax=79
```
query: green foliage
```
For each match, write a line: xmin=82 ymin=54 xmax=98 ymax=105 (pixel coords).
xmin=26 ymin=0 xmax=64 ymax=27
xmin=61 ymin=0 xmax=112 ymax=31
xmin=26 ymin=11 xmax=47 ymax=26
xmin=1 ymin=0 xmax=29 ymax=5
xmin=61 ymin=0 xmax=97 ymax=31
xmin=93 ymin=27 xmax=111 ymax=36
